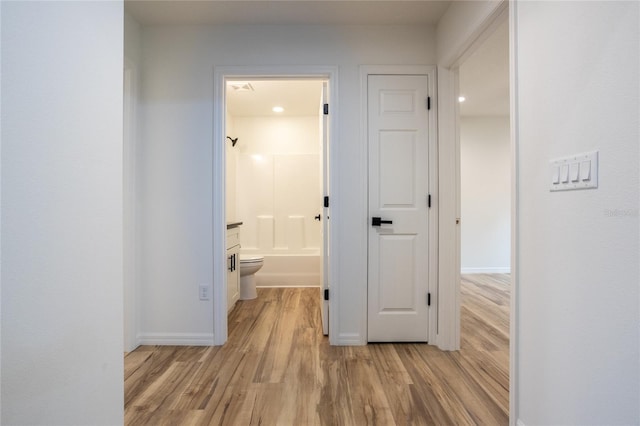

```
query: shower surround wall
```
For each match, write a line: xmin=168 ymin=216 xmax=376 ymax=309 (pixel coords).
xmin=231 ymin=114 xmax=321 ymax=286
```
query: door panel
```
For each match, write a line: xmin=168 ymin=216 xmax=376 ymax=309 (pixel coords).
xmin=368 ymin=74 xmax=430 ymax=342
xmin=380 ymin=131 xmax=416 ymax=206
xmin=378 ymin=235 xmax=416 ymax=310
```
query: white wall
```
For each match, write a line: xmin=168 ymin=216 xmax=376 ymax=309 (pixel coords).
xmin=124 ymin=12 xmax=142 ymax=352
xmin=1 ymin=2 xmax=124 ymax=424
xmin=234 ymin=116 xmax=321 ymax=254
xmin=460 ymin=117 xmax=510 ymax=273
xmin=514 ymin=1 xmax=639 ymax=424
xmin=138 ymin=24 xmax=436 ymax=344
xmin=0 ymin=3 xmax=3 ymax=421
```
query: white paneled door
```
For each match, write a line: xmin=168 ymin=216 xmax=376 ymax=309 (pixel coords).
xmin=367 ymin=74 xmax=430 ymax=342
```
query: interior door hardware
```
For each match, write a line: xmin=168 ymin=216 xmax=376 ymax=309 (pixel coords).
xmin=371 ymin=217 xmax=393 ymax=227
xmin=226 ymin=136 xmax=238 ymax=147
xmin=315 ymin=214 xmax=321 ymax=221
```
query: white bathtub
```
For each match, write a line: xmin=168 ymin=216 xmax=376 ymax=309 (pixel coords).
xmin=251 ymin=254 xmax=320 ymax=288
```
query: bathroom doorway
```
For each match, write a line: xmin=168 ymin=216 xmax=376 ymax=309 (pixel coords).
xmin=213 ymin=68 xmax=337 ymax=345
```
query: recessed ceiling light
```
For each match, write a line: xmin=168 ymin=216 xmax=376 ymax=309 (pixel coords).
xmin=458 ymin=96 xmax=466 ymax=103
xmin=272 ymin=106 xmax=284 ymax=113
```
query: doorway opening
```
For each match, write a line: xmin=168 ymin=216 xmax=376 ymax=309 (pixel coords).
xmin=455 ymin=7 xmax=512 ymax=420
xmin=458 ymin=19 xmax=510 ymax=277
xmin=213 ymin=68 xmax=337 ymax=345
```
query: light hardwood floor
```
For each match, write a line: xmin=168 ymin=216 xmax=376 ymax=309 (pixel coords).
xmin=125 ymin=274 xmax=509 ymax=425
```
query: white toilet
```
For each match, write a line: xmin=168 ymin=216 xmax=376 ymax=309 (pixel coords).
xmin=239 ymin=255 xmax=264 ymax=300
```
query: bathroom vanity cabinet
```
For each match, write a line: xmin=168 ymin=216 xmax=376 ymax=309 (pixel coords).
xmin=226 ymin=225 xmax=241 ymax=312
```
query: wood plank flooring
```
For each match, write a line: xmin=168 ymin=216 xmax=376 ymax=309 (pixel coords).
xmin=125 ymin=274 xmax=509 ymax=425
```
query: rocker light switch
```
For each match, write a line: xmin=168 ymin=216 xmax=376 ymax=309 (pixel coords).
xmin=551 ymin=166 xmax=560 ymax=184
xmin=570 ymin=163 xmax=580 ymax=182
xmin=560 ymin=164 xmax=570 ymax=183
xmin=580 ymin=160 xmax=591 ymax=181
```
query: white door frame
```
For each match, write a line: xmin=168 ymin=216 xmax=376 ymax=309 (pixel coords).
xmin=212 ymin=65 xmax=339 ymax=345
xmin=360 ymin=65 xmax=439 ymax=344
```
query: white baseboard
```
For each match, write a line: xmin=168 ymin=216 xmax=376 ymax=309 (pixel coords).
xmin=137 ymin=332 xmax=214 ymax=346
xmin=336 ymin=332 xmax=366 ymax=345
xmin=461 ymin=267 xmax=511 ymax=274
xmin=256 ymin=273 xmax=320 ymax=287
xmin=257 ymin=284 xmax=320 ymax=289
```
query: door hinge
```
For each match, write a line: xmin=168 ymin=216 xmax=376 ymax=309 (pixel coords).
xmin=323 ymin=103 xmax=329 ymax=115
xmin=324 ymin=196 xmax=329 ymax=208
xmin=427 ymin=97 xmax=431 ymax=110
xmin=427 ymin=293 xmax=431 ymax=306
xmin=324 ymin=289 xmax=329 ymax=301
xmin=427 ymin=194 xmax=432 ymax=208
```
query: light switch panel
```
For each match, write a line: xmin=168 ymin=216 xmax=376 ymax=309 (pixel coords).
xmin=550 ymin=151 xmax=598 ymax=191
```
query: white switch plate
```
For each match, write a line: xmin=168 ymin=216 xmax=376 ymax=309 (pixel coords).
xmin=550 ymin=151 xmax=598 ymax=192
xmin=199 ymin=284 xmax=210 ymax=301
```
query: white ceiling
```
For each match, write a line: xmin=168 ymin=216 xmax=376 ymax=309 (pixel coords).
xmin=125 ymin=0 xmax=452 ymax=26
xmin=226 ymin=80 xmax=324 ymax=117
xmin=458 ymin=19 xmax=510 ymax=117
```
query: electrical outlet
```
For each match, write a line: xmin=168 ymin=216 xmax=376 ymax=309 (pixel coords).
xmin=199 ymin=284 xmax=210 ymax=301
